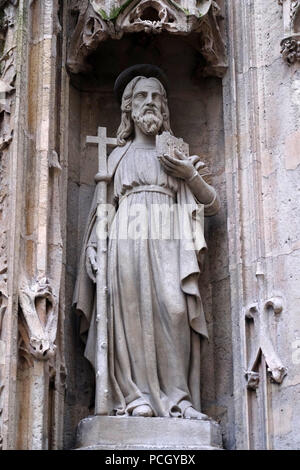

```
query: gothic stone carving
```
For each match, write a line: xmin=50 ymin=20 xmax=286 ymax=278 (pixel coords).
xmin=290 ymin=0 xmax=300 ymax=24
xmin=19 ymin=275 xmax=58 ymax=362
xmin=245 ymin=371 xmax=260 ymax=391
xmin=279 ymin=0 xmax=300 ymax=64
xmin=245 ymin=295 xmax=287 ymax=389
xmin=67 ymin=0 xmax=226 ymax=77
xmin=281 ymin=35 xmax=300 ymax=64
xmin=0 ymin=0 xmax=18 ymax=450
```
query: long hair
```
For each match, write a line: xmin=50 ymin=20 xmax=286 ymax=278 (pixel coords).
xmin=117 ymin=76 xmax=172 ymax=146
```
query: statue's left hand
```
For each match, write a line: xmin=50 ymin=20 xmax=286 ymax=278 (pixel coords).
xmin=86 ymin=246 xmax=98 ymax=283
xmin=159 ymin=149 xmax=203 ymax=180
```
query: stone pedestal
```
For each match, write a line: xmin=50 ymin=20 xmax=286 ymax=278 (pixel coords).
xmin=75 ymin=416 xmax=223 ymax=450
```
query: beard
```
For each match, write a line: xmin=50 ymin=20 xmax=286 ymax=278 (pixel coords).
xmin=132 ymin=107 xmax=163 ymax=136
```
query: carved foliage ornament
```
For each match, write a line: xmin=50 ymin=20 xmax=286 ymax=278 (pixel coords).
xmin=67 ymin=0 xmax=226 ymax=77
xmin=90 ymin=0 xmax=213 ymax=19
xmin=279 ymin=0 xmax=300 ymax=64
xmin=18 ymin=275 xmax=58 ymax=362
xmin=281 ymin=35 xmax=300 ymax=64
xmin=0 ymin=1 xmax=17 ymax=150
xmin=290 ymin=0 xmax=300 ymax=24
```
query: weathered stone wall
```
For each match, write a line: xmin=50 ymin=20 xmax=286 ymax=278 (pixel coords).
xmin=0 ymin=0 xmax=67 ymax=450
xmin=223 ymin=0 xmax=300 ymax=450
xmin=0 ymin=0 xmax=19 ymax=451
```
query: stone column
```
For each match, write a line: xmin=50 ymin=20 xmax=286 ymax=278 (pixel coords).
xmin=0 ymin=0 xmax=68 ymax=450
xmin=223 ymin=0 xmax=300 ymax=450
xmin=0 ymin=0 xmax=29 ymax=450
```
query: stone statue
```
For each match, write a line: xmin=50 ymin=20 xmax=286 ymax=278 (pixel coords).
xmin=73 ymin=64 xmax=220 ymax=421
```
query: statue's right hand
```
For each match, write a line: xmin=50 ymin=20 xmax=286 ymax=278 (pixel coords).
xmin=86 ymin=246 xmax=98 ymax=283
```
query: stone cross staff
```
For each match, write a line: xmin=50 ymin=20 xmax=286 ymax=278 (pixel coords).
xmin=86 ymin=127 xmax=117 ymax=415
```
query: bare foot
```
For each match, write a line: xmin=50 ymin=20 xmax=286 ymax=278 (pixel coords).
xmin=183 ymin=407 xmax=210 ymax=420
xmin=132 ymin=404 xmax=153 ymax=417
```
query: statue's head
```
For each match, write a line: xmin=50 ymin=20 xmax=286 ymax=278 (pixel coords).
xmin=115 ymin=65 xmax=172 ymax=146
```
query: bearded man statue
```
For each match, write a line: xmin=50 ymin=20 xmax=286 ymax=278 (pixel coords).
xmin=73 ymin=64 xmax=220 ymax=421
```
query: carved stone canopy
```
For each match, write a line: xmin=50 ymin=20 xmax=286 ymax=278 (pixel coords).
xmin=67 ymin=0 xmax=227 ymax=78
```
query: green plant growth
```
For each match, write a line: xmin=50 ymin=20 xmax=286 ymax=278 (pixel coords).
xmin=97 ymin=0 xmax=135 ymax=21
xmin=96 ymin=0 xmax=206 ymax=22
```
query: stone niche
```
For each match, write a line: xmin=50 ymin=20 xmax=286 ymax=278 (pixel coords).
xmin=63 ymin=0 xmax=233 ymax=449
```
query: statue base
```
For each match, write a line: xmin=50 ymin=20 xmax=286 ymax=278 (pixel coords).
xmin=75 ymin=416 xmax=223 ymax=450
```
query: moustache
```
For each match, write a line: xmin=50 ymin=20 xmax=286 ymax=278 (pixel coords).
xmin=142 ymin=106 xmax=160 ymax=115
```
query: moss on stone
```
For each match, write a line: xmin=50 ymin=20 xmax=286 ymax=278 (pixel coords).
xmin=97 ymin=8 xmax=109 ymax=20
xmin=95 ymin=0 xmax=205 ymax=22
xmin=97 ymin=0 xmax=135 ymax=21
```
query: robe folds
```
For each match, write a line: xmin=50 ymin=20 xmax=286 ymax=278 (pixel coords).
xmin=73 ymin=140 xmax=216 ymax=417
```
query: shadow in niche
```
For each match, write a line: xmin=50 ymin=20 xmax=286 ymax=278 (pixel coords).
xmin=68 ymin=31 xmax=212 ymax=153
xmin=139 ymin=6 xmax=161 ymax=22
xmin=64 ymin=30 xmax=231 ymax=449
xmin=69 ymin=31 xmax=206 ymax=92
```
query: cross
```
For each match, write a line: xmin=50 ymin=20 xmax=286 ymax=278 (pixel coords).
xmin=86 ymin=127 xmax=117 ymax=184
xmin=85 ymin=126 xmax=117 ymax=415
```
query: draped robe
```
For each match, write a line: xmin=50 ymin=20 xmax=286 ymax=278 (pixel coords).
xmin=73 ymin=140 xmax=218 ymax=417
